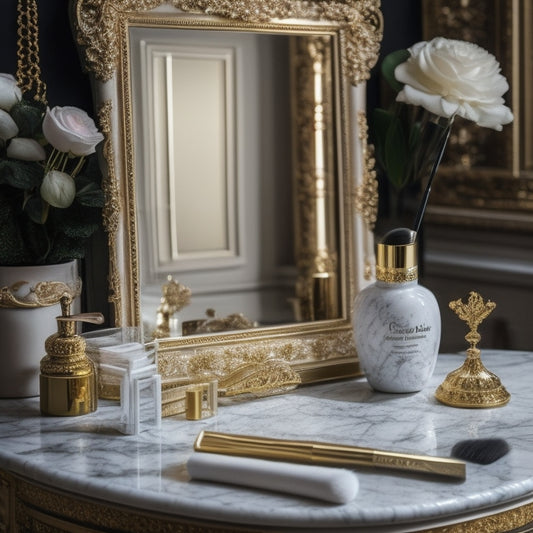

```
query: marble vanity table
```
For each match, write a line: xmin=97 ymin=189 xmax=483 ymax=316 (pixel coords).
xmin=1 ymin=350 xmax=533 ymax=532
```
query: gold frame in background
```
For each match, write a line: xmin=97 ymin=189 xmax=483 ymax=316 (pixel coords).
xmin=422 ymin=0 xmax=533 ymax=230
xmin=70 ymin=0 xmax=382 ymax=387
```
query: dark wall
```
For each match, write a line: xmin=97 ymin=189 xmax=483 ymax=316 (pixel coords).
xmin=367 ymin=0 xmax=422 ymax=114
xmin=0 ymin=1 xmax=93 ymax=110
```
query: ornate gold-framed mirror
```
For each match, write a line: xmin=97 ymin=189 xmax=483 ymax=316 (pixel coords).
xmin=71 ymin=0 xmax=382 ymax=389
xmin=422 ymin=0 xmax=533 ymax=230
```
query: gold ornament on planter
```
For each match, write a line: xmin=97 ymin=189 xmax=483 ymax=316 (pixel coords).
xmin=435 ymin=291 xmax=510 ymax=408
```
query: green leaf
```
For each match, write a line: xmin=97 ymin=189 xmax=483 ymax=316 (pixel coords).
xmin=62 ymin=220 xmax=99 ymax=239
xmin=0 ymin=160 xmax=42 ymax=189
xmin=10 ymin=99 xmax=45 ymax=138
xmin=384 ymin=114 xmax=408 ymax=189
xmin=381 ymin=49 xmax=411 ymax=93
xmin=75 ymin=177 xmax=105 ymax=207
xmin=47 ymin=236 xmax=86 ymax=264
xmin=0 ymin=193 xmax=29 ymax=264
xmin=371 ymin=107 xmax=394 ymax=169
xmin=23 ymin=194 xmax=45 ymax=224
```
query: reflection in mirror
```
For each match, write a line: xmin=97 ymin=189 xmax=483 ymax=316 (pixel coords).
xmin=129 ymin=28 xmax=340 ymax=338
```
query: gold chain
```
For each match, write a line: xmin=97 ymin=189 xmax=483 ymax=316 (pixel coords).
xmin=16 ymin=0 xmax=47 ymax=104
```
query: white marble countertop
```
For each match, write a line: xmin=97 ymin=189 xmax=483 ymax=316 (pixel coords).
xmin=1 ymin=350 xmax=533 ymax=532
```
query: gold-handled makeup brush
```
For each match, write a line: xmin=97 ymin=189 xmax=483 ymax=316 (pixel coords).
xmin=194 ymin=431 xmax=466 ymax=480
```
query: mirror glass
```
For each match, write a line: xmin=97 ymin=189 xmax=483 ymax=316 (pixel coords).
xmin=129 ymin=28 xmax=299 ymax=336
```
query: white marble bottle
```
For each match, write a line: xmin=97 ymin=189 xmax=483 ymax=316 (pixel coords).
xmin=353 ymin=228 xmax=441 ymax=393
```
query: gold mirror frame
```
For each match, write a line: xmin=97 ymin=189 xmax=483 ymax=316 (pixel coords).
xmin=71 ymin=0 xmax=382 ymax=386
xmin=422 ymin=0 xmax=533 ymax=231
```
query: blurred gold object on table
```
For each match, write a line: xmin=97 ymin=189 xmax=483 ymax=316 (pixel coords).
xmin=152 ymin=276 xmax=191 ymax=339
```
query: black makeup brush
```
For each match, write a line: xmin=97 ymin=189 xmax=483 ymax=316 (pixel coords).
xmin=451 ymin=438 xmax=511 ymax=465
xmin=412 ymin=124 xmax=452 ymax=236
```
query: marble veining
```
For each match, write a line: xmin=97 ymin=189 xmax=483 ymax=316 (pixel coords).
xmin=1 ymin=351 xmax=533 ymax=531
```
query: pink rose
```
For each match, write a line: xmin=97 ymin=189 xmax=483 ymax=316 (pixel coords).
xmin=42 ymin=106 xmax=104 ymax=156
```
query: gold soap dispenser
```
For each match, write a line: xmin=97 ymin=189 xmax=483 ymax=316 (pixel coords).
xmin=40 ymin=295 xmax=104 ymax=416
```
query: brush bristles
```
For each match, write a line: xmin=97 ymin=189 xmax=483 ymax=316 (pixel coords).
xmin=451 ymin=438 xmax=510 ymax=465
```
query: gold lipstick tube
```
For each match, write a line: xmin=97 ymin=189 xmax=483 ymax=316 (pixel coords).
xmin=194 ymin=431 xmax=466 ymax=480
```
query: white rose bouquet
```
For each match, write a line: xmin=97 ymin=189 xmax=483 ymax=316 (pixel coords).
xmin=0 ymin=73 xmax=104 ymax=265
xmin=372 ymin=37 xmax=513 ymax=230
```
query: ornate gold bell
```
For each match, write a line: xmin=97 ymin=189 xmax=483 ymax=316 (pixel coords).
xmin=435 ymin=291 xmax=510 ymax=408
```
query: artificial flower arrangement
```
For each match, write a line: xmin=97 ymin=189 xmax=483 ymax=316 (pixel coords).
xmin=371 ymin=36 xmax=514 ymax=231
xmin=0 ymin=73 xmax=104 ymax=266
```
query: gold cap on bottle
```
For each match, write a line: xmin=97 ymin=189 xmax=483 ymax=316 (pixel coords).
xmin=376 ymin=228 xmax=418 ymax=283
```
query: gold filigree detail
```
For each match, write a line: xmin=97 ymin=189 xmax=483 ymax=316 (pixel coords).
xmin=449 ymin=291 xmax=496 ymax=341
xmin=158 ymin=328 xmax=358 ymax=390
xmin=0 ymin=279 xmax=81 ymax=309
xmin=162 ymin=356 xmax=301 ymax=414
xmin=97 ymin=100 xmax=122 ymax=325
xmin=5 ymin=462 xmax=533 ymax=531
xmin=185 ymin=348 xmax=301 ymax=399
xmin=73 ymin=0 xmax=382 ymax=85
xmin=218 ymin=359 xmax=301 ymax=397
xmin=10 ymin=469 xmax=259 ymax=532
xmin=435 ymin=291 xmax=510 ymax=408
xmin=375 ymin=266 xmax=418 ymax=284
xmin=354 ymin=111 xmax=378 ymax=231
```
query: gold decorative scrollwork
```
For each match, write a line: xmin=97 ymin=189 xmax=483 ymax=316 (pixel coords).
xmin=158 ymin=327 xmax=358 ymax=386
xmin=97 ymin=100 xmax=122 ymax=325
xmin=72 ymin=0 xmax=382 ymax=86
xmin=354 ymin=110 xmax=378 ymax=231
xmin=0 ymin=279 xmax=81 ymax=309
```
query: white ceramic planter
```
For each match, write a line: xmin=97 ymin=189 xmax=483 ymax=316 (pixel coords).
xmin=0 ymin=261 xmax=80 ymax=398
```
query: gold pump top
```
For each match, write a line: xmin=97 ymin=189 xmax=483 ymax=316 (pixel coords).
xmin=41 ymin=295 xmax=104 ymax=377
xmin=40 ymin=295 xmax=104 ymax=417
xmin=56 ymin=295 xmax=104 ymax=337
xmin=376 ymin=228 xmax=418 ymax=283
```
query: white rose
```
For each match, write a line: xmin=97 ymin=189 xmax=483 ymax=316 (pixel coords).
xmin=0 ymin=109 xmax=19 ymax=140
xmin=0 ymin=73 xmax=22 ymax=111
xmin=42 ymin=106 xmax=104 ymax=156
xmin=395 ymin=37 xmax=514 ymax=131
xmin=7 ymin=137 xmax=46 ymax=161
xmin=40 ymin=170 xmax=76 ymax=208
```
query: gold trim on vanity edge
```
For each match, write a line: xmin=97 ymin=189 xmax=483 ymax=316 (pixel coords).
xmin=71 ymin=0 xmax=383 ymax=385
xmin=2 ymin=467 xmax=533 ymax=532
